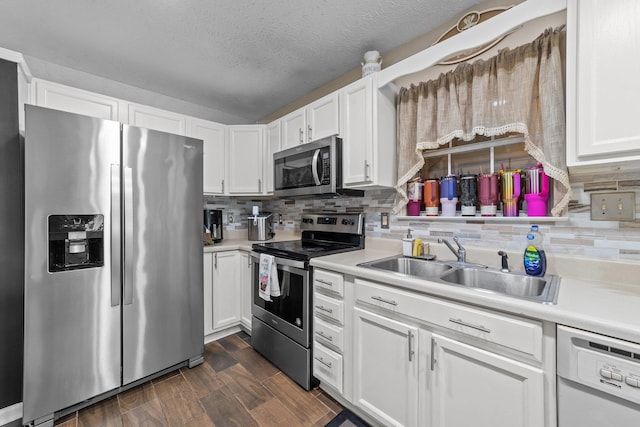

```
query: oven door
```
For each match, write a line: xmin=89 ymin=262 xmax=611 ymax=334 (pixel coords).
xmin=251 ymin=252 xmax=310 ymax=347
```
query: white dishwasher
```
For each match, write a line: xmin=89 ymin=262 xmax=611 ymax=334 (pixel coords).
xmin=557 ymin=325 xmax=640 ymax=427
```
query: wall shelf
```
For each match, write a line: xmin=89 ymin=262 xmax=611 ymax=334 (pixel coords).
xmin=397 ymin=214 xmax=568 ymax=223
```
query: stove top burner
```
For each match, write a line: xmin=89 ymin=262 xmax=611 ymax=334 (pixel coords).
xmin=251 ymin=212 xmax=365 ymax=261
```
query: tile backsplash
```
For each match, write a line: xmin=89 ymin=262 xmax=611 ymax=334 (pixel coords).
xmin=205 ymin=168 xmax=640 ymax=262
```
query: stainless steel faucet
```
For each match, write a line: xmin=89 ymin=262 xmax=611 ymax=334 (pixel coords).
xmin=498 ymin=250 xmax=510 ymax=272
xmin=438 ymin=237 xmax=466 ymax=263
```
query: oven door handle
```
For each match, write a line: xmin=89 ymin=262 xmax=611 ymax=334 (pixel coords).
xmin=311 ymin=149 xmax=322 ymax=186
xmin=251 ymin=252 xmax=307 ymax=270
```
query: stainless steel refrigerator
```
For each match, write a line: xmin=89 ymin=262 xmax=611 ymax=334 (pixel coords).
xmin=23 ymin=105 xmax=204 ymax=427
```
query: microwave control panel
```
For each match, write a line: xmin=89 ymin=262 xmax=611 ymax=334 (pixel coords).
xmin=320 ymin=150 xmax=330 ymax=184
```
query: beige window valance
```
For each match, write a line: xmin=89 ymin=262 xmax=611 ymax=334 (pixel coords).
xmin=394 ymin=26 xmax=571 ymax=217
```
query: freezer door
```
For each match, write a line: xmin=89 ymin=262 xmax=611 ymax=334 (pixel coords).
xmin=122 ymin=125 xmax=204 ymax=385
xmin=23 ymin=106 xmax=121 ymax=424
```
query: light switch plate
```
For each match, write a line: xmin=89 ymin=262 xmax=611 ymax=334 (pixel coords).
xmin=590 ymin=192 xmax=636 ymax=221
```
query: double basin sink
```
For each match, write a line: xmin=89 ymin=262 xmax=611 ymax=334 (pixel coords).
xmin=358 ymin=255 xmax=560 ymax=304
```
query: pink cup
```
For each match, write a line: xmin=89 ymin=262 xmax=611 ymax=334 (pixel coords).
xmin=407 ymin=200 xmax=421 ymax=216
xmin=478 ymin=173 xmax=499 ymax=216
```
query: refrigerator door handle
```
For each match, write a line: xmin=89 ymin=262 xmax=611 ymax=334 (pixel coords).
xmin=111 ymin=164 xmax=121 ymax=307
xmin=123 ymin=166 xmax=134 ymax=305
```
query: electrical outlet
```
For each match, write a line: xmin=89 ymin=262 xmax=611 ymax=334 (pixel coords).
xmin=590 ymin=192 xmax=636 ymax=221
xmin=228 ymin=213 xmax=233 ymax=223
xmin=381 ymin=212 xmax=390 ymax=229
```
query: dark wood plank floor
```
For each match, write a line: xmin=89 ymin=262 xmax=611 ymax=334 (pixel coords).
xmin=52 ymin=332 xmax=343 ymax=427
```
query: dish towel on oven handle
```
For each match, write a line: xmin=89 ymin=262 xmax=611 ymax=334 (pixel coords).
xmin=258 ymin=253 xmax=281 ymax=301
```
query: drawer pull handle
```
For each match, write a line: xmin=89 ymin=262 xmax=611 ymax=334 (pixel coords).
xmin=449 ymin=318 xmax=491 ymax=333
xmin=315 ymin=305 xmax=333 ymax=314
xmin=371 ymin=295 xmax=398 ymax=306
xmin=316 ymin=279 xmax=334 ymax=287
xmin=315 ymin=356 xmax=332 ymax=368
xmin=316 ymin=331 xmax=334 ymax=341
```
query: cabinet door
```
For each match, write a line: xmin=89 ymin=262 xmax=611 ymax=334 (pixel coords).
xmin=33 ymin=79 xmax=121 ymax=121
xmin=127 ymin=103 xmax=186 ymax=135
xmin=238 ymin=251 xmax=252 ymax=332
xmin=567 ymin=0 xmax=640 ymax=165
xmin=431 ymin=334 xmax=544 ymax=427
xmin=212 ymin=251 xmax=241 ymax=331
xmin=340 ymin=77 xmax=373 ymax=185
xmin=306 ymin=92 xmax=339 ymax=142
xmin=228 ymin=125 xmax=264 ymax=194
xmin=281 ymin=108 xmax=306 ymax=150
xmin=353 ymin=307 xmax=419 ymax=427
xmin=264 ymin=121 xmax=281 ymax=194
xmin=203 ymin=253 xmax=214 ymax=337
xmin=192 ymin=119 xmax=226 ymax=194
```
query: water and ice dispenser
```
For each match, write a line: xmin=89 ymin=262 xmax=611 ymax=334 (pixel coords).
xmin=48 ymin=214 xmax=105 ymax=272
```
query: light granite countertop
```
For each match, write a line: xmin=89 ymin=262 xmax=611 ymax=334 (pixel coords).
xmin=310 ymin=238 xmax=640 ymax=345
xmin=203 ymin=233 xmax=640 ymax=344
xmin=203 ymin=230 xmax=300 ymax=253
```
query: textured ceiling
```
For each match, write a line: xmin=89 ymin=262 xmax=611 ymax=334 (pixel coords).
xmin=0 ymin=0 xmax=486 ymax=123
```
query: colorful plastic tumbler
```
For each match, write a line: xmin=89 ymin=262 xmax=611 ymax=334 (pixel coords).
xmin=524 ymin=165 xmax=549 ymax=216
xmin=459 ymin=174 xmax=478 ymax=216
xmin=500 ymin=170 xmax=522 ymax=217
xmin=440 ymin=175 xmax=458 ymax=217
xmin=478 ymin=173 xmax=499 ymax=216
xmin=423 ymin=179 xmax=439 ymax=216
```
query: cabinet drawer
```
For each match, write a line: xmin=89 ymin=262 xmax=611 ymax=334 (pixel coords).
xmin=355 ymin=279 xmax=543 ymax=361
xmin=313 ymin=342 xmax=343 ymax=393
xmin=314 ymin=316 xmax=344 ymax=352
xmin=314 ymin=269 xmax=344 ymax=296
xmin=314 ymin=293 xmax=344 ymax=325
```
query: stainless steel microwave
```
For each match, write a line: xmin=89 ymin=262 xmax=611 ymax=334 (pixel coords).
xmin=273 ymin=136 xmax=363 ymax=199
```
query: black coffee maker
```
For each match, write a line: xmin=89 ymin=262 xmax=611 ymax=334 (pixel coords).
xmin=204 ymin=209 xmax=223 ymax=242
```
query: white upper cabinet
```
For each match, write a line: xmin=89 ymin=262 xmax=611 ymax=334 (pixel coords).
xmin=264 ymin=120 xmax=281 ymax=194
xmin=281 ymin=107 xmax=306 ymax=149
xmin=191 ymin=118 xmax=226 ymax=195
xmin=567 ymin=0 xmax=640 ymax=166
xmin=281 ymin=92 xmax=339 ymax=150
xmin=340 ymin=75 xmax=395 ymax=188
xmin=33 ymin=79 xmax=122 ymax=121
xmin=228 ymin=125 xmax=264 ymax=194
xmin=307 ymin=92 xmax=340 ymax=142
xmin=127 ymin=103 xmax=186 ymax=136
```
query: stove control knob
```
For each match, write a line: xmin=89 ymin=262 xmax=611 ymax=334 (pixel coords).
xmin=303 ymin=218 xmax=314 ymax=224
xmin=342 ymin=219 xmax=354 ymax=225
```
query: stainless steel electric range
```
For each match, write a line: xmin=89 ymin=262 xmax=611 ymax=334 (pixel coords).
xmin=250 ymin=212 xmax=365 ymax=390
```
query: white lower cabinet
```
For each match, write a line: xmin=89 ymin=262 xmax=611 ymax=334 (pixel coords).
xmin=310 ymin=271 xmax=553 ymax=427
xmin=203 ymin=252 xmax=214 ymax=336
xmin=313 ymin=269 xmax=346 ymax=394
xmin=203 ymin=251 xmax=241 ymax=338
xmin=429 ymin=332 xmax=545 ymax=427
xmin=353 ymin=307 xmax=419 ymax=427
xmin=238 ymin=251 xmax=252 ymax=332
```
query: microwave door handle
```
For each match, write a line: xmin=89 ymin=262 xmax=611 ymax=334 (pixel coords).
xmin=311 ymin=149 xmax=322 ymax=185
